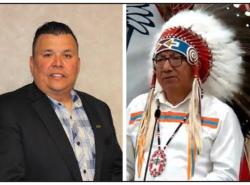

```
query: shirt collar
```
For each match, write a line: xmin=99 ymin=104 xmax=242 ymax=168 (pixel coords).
xmin=47 ymin=90 xmax=82 ymax=109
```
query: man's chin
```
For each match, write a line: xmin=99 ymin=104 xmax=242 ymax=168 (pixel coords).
xmin=161 ymin=83 xmax=179 ymax=92
xmin=48 ymin=85 xmax=71 ymax=94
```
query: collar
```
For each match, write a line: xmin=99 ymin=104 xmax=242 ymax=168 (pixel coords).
xmin=47 ymin=90 xmax=82 ymax=109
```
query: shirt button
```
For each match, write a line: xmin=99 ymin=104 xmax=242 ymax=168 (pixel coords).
xmin=77 ymin=141 xmax=81 ymax=146
xmin=83 ymin=169 xmax=86 ymax=174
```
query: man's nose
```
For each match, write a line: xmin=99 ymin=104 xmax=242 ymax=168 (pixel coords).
xmin=162 ymin=59 xmax=173 ymax=71
xmin=52 ymin=55 xmax=63 ymax=67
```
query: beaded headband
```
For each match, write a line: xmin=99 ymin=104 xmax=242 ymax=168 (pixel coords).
xmin=153 ymin=26 xmax=212 ymax=82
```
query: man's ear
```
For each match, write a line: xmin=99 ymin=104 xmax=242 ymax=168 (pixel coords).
xmin=77 ymin=57 xmax=81 ymax=75
xmin=153 ymin=60 xmax=156 ymax=71
xmin=153 ymin=65 xmax=156 ymax=72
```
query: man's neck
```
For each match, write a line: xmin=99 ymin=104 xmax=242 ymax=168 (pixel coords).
xmin=164 ymin=89 xmax=191 ymax=106
xmin=49 ymin=92 xmax=73 ymax=112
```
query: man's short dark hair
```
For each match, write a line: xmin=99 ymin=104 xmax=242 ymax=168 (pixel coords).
xmin=32 ymin=21 xmax=78 ymax=56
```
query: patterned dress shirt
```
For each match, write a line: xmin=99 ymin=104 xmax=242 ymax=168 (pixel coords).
xmin=48 ymin=90 xmax=95 ymax=181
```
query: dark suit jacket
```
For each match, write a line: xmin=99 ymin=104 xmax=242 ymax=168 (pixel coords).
xmin=0 ymin=83 xmax=122 ymax=181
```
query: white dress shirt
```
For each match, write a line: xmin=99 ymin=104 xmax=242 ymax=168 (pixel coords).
xmin=127 ymin=91 xmax=244 ymax=181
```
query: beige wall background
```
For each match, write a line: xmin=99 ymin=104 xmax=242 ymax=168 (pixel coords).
xmin=0 ymin=4 xmax=122 ymax=147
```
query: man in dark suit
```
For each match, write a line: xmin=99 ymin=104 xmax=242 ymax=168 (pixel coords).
xmin=0 ymin=21 xmax=122 ymax=181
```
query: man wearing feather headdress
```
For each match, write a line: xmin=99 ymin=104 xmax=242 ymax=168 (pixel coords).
xmin=127 ymin=9 xmax=245 ymax=181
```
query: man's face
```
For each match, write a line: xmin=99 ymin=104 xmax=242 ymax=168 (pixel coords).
xmin=30 ymin=34 xmax=80 ymax=97
xmin=154 ymin=50 xmax=194 ymax=95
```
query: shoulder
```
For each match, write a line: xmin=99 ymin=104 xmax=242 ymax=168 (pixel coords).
xmin=203 ymin=94 xmax=234 ymax=112
xmin=127 ymin=93 xmax=148 ymax=110
xmin=0 ymin=84 xmax=35 ymax=123
xmin=202 ymin=94 xmax=238 ymax=121
xmin=127 ymin=93 xmax=149 ymax=134
xmin=127 ymin=93 xmax=148 ymax=121
xmin=0 ymin=84 xmax=32 ymax=106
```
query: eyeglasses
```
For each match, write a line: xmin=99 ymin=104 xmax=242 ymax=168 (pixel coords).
xmin=153 ymin=55 xmax=185 ymax=68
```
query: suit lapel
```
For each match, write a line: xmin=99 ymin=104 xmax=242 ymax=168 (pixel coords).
xmin=28 ymin=84 xmax=82 ymax=181
xmin=78 ymin=94 xmax=104 ymax=181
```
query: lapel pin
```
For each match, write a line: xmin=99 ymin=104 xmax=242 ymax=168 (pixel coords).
xmin=96 ymin=124 xmax=102 ymax=128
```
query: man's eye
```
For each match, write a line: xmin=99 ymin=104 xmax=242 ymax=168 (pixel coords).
xmin=65 ymin=54 xmax=72 ymax=59
xmin=43 ymin=53 xmax=52 ymax=57
xmin=156 ymin=58 xmax=165 ymax=62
